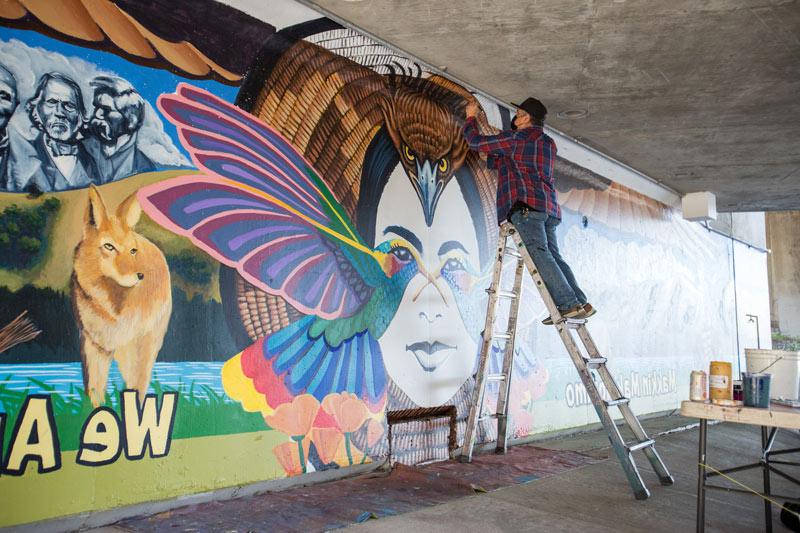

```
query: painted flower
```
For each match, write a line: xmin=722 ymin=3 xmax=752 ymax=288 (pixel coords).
xmin=335 ymin=434 xmax=365 ymax=466
xmin=273 ymin=439 xmax=311 ymax=477
xmin=321 ymin=392 xmax=369 ymax=433
xmin=264 ymin=394 xmax=320 ymax=438
xmin=311 ymin=427 xmax=344 ymax=465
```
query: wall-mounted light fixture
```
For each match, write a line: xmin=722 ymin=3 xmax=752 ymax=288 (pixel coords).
xmin=682 ymin=191 xmax=717 ymax=221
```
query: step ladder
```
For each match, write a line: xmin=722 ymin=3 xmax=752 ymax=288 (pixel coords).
xmin=459 ymin=221 xmax=674 ymax=500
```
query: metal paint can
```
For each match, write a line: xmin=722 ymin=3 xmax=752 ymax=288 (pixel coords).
xmin=709 ymin=361 xmax=733 ymax=400
xmin=743 ymin=373 xmax=772 ymax=408
xmin=690 ymin=370 xmax=708 ymax=402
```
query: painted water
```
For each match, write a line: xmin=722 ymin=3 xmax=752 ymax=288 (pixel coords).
xmin=0 ymin=361 xmax=226 ymax=404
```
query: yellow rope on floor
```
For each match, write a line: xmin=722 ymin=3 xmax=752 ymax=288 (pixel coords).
xmin=700 ymin=462 xmax=800 ymax=518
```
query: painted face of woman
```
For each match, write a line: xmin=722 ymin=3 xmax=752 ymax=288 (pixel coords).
xmin=374 ymin=165 xmax=481 ymax=407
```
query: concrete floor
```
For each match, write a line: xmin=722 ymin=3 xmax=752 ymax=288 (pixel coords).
xmin=347 ymin=416 xmax=800 ymax=532
xmin=90 ymin=415 xmax=800 ymax=532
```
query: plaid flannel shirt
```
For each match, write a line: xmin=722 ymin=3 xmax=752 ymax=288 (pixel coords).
xmin=463 ymin=116 xmax=560 ymax=223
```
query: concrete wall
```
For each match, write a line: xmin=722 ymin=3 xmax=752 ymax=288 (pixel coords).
xmin=0 ymin=0 xmax=770 ymax=527
xmin=767 ymin=212 xmax=800 ymax=336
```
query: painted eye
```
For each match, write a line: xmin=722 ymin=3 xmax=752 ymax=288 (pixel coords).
xmin=442 ymin=257 xmax=465 ymax=273
xmin=390 ymin=245 xmax=413 ymax=262
xmin=403 ymin=145 xmax=415 ymax=162
xmin=438 ymin=158 xmax=448 ymax=173
xmin=130 ymin=248 xmax=137 ymax=255
xmin=103 ymin=243 xmax=116 ymax=252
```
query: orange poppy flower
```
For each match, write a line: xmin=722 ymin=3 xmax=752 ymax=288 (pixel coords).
xmin=335 ymin=432 xmax=366 ymax=466
xmin=321 ymin=392 xmax=369 ymax=433
xmin=265 ymin=394 xmax=320 ymax=438
xmin=273 ymin=439 xmax=311 ymax=476
xmin=311 ymin=427 xmax=344 ymax=464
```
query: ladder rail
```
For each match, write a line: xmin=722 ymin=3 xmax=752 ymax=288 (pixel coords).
xmin=495 ymin=256 xmax=525 ymax=454
xmin=576 ymin=324 xmax=674 ymax=485
xmin=460 ymin=231 xmax=511 ymax=462
xmin=551 ymin=320 xmax=652 ymax=499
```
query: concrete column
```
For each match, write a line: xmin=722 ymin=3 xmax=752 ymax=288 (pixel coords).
xmin=766 ymin=212 xmax=800 ymax=336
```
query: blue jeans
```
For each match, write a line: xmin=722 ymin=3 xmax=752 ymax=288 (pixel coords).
xmin=509 ymin=209 xmax=587 ymax=311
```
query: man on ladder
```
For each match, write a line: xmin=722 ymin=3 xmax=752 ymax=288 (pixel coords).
xmin=463 ymin=97 xmax=595 ymax=325
xmin=460 ymin=97 xmax=673 ymax=500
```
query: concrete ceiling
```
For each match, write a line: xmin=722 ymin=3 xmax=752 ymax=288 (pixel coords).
xmin=308 ymin=0 xmax=800 ymax=212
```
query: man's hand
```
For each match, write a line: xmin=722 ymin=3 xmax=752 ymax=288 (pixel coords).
xmin=465 ymin=101 xmax=480 ymax=118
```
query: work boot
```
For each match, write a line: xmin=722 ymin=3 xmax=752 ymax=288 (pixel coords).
xmin=582 ymin=303 xmax=597 ymax=318
xmin=542 ymin=304 xmax=584 ymax=325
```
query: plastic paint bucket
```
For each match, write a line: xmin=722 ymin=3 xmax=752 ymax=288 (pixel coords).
xmin=742 ymin=373 xmax=771 ymax=408
xmin=709 ymin=361 xmax=732 ymax=400
xmin=745 ymin=349 xmax=800 ymax=400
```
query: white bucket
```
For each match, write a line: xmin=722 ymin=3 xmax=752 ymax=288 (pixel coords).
xmin=745 ymin=349 xmax=800 ymax=400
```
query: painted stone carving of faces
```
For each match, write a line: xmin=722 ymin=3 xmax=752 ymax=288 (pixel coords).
xmin=37 ymin=79 xmax=83 ymax=142
xmin=0 ymin=70 xmax=17 ymax=131
xmin=375 ymin=165 xmax=480 ymax=407
xmin=89 ymin=92 xmax=128 ymax=144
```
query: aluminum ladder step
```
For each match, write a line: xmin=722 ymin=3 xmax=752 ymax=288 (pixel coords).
xmin=605 ymin=397 xmax=630 ymax=407
xmin=477 ymin=413 xmax=506 ymax=422
xmin=564 ymin=318 xmax=587 ymax=328
xmin=627 ymin=439 xmax=655 ymax=453
xmin=585 ymin=357 xmax=607 ymax=369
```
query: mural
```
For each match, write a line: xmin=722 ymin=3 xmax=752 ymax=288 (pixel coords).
xmin=0 ymin=0 xmax=767 ymax=529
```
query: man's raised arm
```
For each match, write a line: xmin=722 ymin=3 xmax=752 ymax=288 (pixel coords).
xmin=462 ymin=102 xmax=515 ymax=157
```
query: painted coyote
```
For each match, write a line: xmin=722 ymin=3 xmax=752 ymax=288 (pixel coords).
xmin=72 ymin=185 xmax=171 ymax=407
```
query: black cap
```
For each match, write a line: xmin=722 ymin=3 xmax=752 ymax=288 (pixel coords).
xmin=512 ymin=97 xmax=548 ymax=122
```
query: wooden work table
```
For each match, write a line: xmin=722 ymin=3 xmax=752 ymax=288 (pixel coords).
xmin=680 ymin=400 xmax=800 ymax=533
xmin=681 ymin=400 xmax=800 ymax=430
